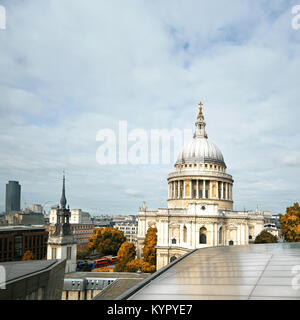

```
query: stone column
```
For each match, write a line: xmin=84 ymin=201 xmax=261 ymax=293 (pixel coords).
xmin=209 ymin=181 xmax=212 ymax=199
xmin=177 ymin=181 xmax=180 ymax=199
xmin=225 ymin=183 xmax=228 ymax=200
xmin=179 ymin=225 xmax=183 ymax=245
xmin=210 ymin=224 xmax=214 ymax=246
xmin=241 ymin=224 xmax=245 ymax=245
xmin=188 ymin=223 xmax=192 ymax=247
xmin=203 ymin=180 xmax=206 ymax=199
xmin=192 ymin=222 xmax=196 ymax=247
xmin=215 ymin=223 xmax=218 ymax=245
xmin=221 ymin=182 xmax=224 ymax=199
xmin=216 ymin=181 xmax=219 ymax=199
xmin=237 ymin=225 xmax=241 ymax=245
xmin=173 ymin=182 xmax=175 ymax=199
xmin=196 ymin=180 xmax=199 ymax=199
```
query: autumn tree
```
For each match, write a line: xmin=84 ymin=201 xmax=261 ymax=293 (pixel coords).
xmin=125 ymin=258 xmax=156 ymax=273
xmin=115 ymin=242 xmax=136 ymax=272
xmin=280 ymin=203 xmax=300 ymax=242
xmin=87 ymin=227 xmax=126 ymax=256
xmin=142 ymin=227 xmax=157 ymax=266
xmin=92 ymin=267 xmax=114 ymax=272
xmin=254 ymin=230 xmax=278 ymax=244
xmin=22 ymin=250 xmax=36 ymax=261
xmin=77 ymin=249 xmax=89 ymax=260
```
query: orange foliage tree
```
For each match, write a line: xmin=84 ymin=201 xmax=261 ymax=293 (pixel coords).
xmin=22 ymin=250 xmax=36 ymax=261
xmin=115 ymin=242 xmax=136 ymax=272
xmin=87 ymin=227 xmax=126 ymax=256
xmin=280 ymin=203 xmax=300 ymax=242
xmin=125 ymin=258 xmax=156 ymax=273
xmin=92 ymin=267 xmax=114 ymax=272
xmin=142 ymin=227 xmax=157 ymax=266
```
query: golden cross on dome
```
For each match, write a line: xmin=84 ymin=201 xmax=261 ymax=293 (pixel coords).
xmin=198 ymin=101 xmax=204 ymax=117
xmin=199 ymin=101 xmax=203 ymax=111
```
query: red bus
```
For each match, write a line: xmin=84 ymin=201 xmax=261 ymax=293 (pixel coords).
xmin=93 ymin=258 xmax=110 ymax=269
xmin=108 ymin=256 xmax=119 ymax=264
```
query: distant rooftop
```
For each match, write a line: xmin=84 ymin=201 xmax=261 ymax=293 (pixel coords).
xmin=0 ymin=225 xmax=46 ymax=232
xmin=117 ymin=243 xmax=300 ymax=300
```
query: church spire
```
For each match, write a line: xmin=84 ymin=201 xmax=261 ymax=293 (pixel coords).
xmin=194 ymin=102 xmax=208 ymax=139
xmin=60 ymin=172 xmax=67 ymax=209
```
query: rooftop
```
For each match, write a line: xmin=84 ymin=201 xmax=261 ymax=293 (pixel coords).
xmin=117 ymin=243 xmax=300 ymax=300
xmin=0 ymin=260 xmax=61 ymax=284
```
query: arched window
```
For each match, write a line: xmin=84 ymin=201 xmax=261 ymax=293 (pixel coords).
xmin=219 ymin=226 xmax=223 ymax=245
xmin=170 ymin=256 xmax=177 ymax=263
xmin=183 ymin=226 xmax=187 ymax=243
xmin=172 ymin=238 xmax=176 ymax=244
xmin=229 ymin=240 xmax=234 ymax=245
xmin=199 ymin=227 xmax=207 ymax=244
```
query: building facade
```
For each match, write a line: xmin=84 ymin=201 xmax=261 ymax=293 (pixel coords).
xmin=114 ymin=220 xmax=138 ymax=247
xmin=46 ymin=223 xmax=94 ymax=251
xmin=137 ymin=103 xmax=267 ymax=270
xmin=0 ymin=225 xmax=48 ymax=262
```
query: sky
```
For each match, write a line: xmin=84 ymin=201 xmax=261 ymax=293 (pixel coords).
xmin=0 ymin=0 xmax=300 ymax=215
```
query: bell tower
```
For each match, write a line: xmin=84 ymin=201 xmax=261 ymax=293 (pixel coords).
xmin=47 ymin=173 xmax=77 ymax=273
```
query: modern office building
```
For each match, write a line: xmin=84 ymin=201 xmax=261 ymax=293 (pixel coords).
xmin=5 ymin=181 xmax=21 ymax=213
xmin=0 ymin=225 xmax=48 ymax=262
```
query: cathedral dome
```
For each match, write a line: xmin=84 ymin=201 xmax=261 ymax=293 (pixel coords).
xmin=175 ymin=102 xmax=226 ymax=167
xmin=176 ymin=137 xmax=225 ymax=166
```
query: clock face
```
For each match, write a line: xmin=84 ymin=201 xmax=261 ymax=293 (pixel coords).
xmin=201 ymin=206 xmax=206 ymax=210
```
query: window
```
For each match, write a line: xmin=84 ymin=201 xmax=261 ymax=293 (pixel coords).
xmin=52 ymin=247 xmax=57 ymax=259
xmin=193 ymin=189 xmax=197 ymax=198
xmin=219 ymin=227 xmax=223 ymax=245
xmin=170 ymin=256 xmax=177 ymax=263
xmin=199 ymin=227 xmax=207 ymax=244
xmin=172 ymin=238 xmax=176 ymax=244
xmin=67 ymin=247 xmax=72 ymax=260
xmin=183 ymin=226 xmax=187 ymax=243
xmin=14 ymin=236 xmax=23 ymax=257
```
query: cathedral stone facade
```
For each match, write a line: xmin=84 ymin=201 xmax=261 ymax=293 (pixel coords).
xmin=137 ymin=103 xmax=267 ymax=270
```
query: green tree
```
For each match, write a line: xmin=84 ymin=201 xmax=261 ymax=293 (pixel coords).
xmin=254 ymin=230 xmax=278 ymax=244
xmin=87 ymin=227 xmax=126 ymax=256
xmin=280 ymin=203 xmax=300 ymax=242
xmin=115 ymin=242 xmax=136 ymax=272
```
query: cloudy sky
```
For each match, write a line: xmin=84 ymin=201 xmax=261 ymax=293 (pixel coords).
xmin=0 ymin=0 xmax=300 ymax=215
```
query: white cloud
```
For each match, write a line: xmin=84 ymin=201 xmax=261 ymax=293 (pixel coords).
xmin=0 ymin=0 xmax=299 ymax=214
